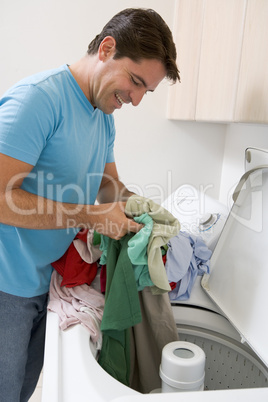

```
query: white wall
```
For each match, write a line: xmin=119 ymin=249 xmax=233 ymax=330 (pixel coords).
xmin=1 ymin=0 xmax=227 ymax=205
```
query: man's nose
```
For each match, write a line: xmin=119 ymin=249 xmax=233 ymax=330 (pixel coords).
xmin=130 ymin=88 xmax=146 ymax=107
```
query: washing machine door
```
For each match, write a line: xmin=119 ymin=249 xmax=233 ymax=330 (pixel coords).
xmin=202 ymin=166 xmax=268 ymax=368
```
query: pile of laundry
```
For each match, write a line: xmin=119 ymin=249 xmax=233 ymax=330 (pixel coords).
xmin=48 ymin=195 xmax=211 ymax=393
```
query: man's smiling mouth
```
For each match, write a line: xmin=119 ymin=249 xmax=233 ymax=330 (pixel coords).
xmin=115 ymin=93 xmax=125 ymax=105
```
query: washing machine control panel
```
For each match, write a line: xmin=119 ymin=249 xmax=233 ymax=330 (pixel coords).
xmin=199 ymin=213 xmax=219 ymax=231
xmin=162 ymin=184 xmax=229 ymax=251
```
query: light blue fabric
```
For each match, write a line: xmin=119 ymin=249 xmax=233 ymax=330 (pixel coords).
xmin=165 ymin=232 xmax=212 ymax=301
xmin=127 ymin=213 xmax=154 ymax=290
xmin=0 ymin=64 xmax=115 ymax=297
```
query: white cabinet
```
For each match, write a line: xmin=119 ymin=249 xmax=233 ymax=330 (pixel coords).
xmin=167 ymin=0 xmax=205 ymax=120
xmin=167 ymin=0 xmax=268 ymax=123
xmin=195 ymin=0 xmax=246 ymax=122
xmin=234 ymin=0 xmax=268 ymax=123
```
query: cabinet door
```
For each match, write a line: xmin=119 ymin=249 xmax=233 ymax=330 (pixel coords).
xmin=234 ymin=0 xmax=268 ymax=123
xmin=167 ymin=0 xmax=204 ymax=120
xmin=195 ymin=0 xmax=246 ymax=122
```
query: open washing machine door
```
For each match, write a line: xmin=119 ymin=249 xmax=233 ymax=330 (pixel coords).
xmin=202 ymin=165 xmax=268 ymax=368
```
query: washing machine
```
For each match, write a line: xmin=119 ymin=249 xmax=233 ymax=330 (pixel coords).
xmin=41 ymin=147 xmax=268 ymax=402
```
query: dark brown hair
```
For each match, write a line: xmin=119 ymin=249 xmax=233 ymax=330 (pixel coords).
xmin=87 ymin=8 xmax=180 ymax=83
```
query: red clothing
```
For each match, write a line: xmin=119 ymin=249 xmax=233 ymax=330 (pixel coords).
xmin=51 ymin=230 xmax=98 ymax=288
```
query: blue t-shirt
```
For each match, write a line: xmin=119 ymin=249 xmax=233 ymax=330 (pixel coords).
xmin=0 ymin=64 xmax=115 ymax=297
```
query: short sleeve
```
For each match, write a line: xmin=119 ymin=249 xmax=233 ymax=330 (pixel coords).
xmin=106 ymin=114 xmax=115 ymax=164
xmin=0 ymin=84 xmax=57 ymax=166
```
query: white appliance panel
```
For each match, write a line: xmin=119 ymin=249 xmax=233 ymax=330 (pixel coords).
xmin=202 ymin=167 xmax=268 ymax=367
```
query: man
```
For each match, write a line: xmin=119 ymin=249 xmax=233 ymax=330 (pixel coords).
xmin=0 ymin=7 xmax=180 ymax=401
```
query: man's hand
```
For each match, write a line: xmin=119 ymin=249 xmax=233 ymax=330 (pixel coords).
xmin=90 ymin=201 xmax=143 ymax=240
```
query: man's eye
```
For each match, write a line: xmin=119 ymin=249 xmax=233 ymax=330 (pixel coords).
xmin=131 ymin=76 xmax=139 ymax=86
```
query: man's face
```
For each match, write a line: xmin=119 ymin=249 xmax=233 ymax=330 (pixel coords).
xmin=90 ymin=40 xmax=166 ymax=114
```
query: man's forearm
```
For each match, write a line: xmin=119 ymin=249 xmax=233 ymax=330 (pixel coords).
xmin=0 ymin=153 xmax=142 ymax=238
xmin=0 ymin=187 xmax=98 ymax=229
xmin=0 ymin=187 xmax=142 ymax=238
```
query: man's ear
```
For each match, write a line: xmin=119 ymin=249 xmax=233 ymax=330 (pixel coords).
xmin=98 ymin=36 xmax=116 ymax=60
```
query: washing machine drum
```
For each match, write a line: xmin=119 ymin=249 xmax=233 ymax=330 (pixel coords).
xmin=201 ymin=166 xmax=268 ymax=368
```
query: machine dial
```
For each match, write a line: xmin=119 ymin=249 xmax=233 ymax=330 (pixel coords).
xmin=199 ymin=213 xmax=218 ymax=230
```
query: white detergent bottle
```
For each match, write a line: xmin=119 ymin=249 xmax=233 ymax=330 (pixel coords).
xmin=159 ymin=341 xmax=206 ymax=393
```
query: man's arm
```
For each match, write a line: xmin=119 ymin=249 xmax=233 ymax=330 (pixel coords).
xmin=0 ymin=153 xmax=141 ymax=238
xmin=97 ymin=162 xmax=135 ymax=204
